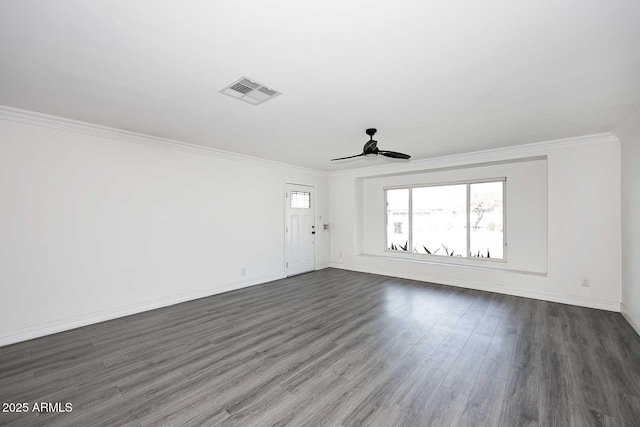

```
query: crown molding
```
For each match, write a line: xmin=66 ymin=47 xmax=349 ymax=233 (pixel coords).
xmin=0 ymin=105 xmax=327 ymax=176
xmin=0 ymin=105 xmax=619 ymax=178
xmin=330 ymin=132 xmax=619 ymax=178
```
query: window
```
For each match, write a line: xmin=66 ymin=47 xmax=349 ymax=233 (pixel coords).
xmin=470 ymin=181 xmax=504 ymax=259
xmin=385 ymin=179 xmax=505 ymax=260
xmin=385 ymin=189 xmax=409 ymax=250
xmin=290 ymin=191 xmax=311 ymax=209
xmin=412 ymin=184 xmax=467 ymax=257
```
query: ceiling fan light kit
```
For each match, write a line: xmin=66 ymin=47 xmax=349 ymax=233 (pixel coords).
xmin=331 ymin=128 xmax=411 ymax=162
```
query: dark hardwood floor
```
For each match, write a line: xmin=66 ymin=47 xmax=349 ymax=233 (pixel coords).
xmin=1 ymin=268 xmax=639 ymax=426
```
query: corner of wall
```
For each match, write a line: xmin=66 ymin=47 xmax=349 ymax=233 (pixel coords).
xmin=615 ymin=105 xmax=640 ymax=337
xmin=621 ymin=303 xmax=640 ymax=337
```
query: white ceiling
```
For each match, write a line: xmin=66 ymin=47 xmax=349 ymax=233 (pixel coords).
xmin=1 ymin=1 xmax=639 ymax=171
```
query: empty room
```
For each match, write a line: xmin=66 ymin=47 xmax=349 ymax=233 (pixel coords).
xmin=1 ymin=1 xmax=640 ymax=426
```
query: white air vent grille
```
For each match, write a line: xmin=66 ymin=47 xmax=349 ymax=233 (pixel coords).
xmin=240 ymin=79 xmax=260 ymax=89
xmin=220 ymin=76 xmax=281 ymax=106
xmin=229 ymin=82 xmax=254 ymax=94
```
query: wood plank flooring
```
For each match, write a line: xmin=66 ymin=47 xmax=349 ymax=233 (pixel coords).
xmin=1 ymin=268 xmax=639 ymax=426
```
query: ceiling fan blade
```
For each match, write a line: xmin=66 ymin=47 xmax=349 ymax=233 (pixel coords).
xmin=331 ymin=153 xmax=365 ymax=161
xmin=379 ymin=150 xmax=411 ymax=159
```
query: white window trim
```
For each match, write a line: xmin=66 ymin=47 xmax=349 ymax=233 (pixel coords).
xmin=384 ymin=177 xmax=507 ymax=263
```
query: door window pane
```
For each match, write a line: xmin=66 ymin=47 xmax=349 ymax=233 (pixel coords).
xmin=291 ymin=191 xmax=310 ymax=209
xmin=412 ymin=185 xmax=466 ymax=257
xmin=386 ymin=189 xmax=409 ymax=251
xmin=470 ymin=182 xmax=504 ymax=259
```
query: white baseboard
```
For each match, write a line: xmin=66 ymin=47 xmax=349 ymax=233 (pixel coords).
xmin=330 ymin=262 xmax=621 ymax=312
xmin=621 ymin=303 xmax=640 ymax=336
xmin=0 ymin=274 xmax=285 ymax=348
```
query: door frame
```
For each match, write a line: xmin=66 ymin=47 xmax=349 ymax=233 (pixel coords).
xmin=284 ymin=182 xmax=316 ymax=276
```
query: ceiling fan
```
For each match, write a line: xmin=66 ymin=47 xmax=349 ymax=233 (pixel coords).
xmin=331 ymin=129 xmax=411 ymax=161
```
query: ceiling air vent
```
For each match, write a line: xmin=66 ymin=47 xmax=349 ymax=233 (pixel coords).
xmin=229 ymin=82 xmax=254 ymax=94
xmin=220 ymin=77 xmax=281 ymax=106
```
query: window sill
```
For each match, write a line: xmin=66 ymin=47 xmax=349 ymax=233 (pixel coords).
xmin=358 ymin=253 xmax=546 ymax=276
xmin=383 ymin=249 xmax=507 ymax=264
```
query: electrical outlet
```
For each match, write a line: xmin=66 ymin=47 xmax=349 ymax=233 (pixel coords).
xmin=581 ymin=277 xmax=590 ymax=287
xmin=241 ymin=267 xmax=246 ymax=276
xmin=339 ymin=252 xmax=343 ymax=259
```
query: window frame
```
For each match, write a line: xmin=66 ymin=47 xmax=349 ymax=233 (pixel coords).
xmin=384 ymin=177 xmax=507 ymax=263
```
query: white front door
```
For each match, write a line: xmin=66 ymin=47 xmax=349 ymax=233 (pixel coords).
xmin=286 ymin=184 xmax=315 ymax=276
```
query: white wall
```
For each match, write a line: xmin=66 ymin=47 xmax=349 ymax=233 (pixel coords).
xmin=330 ymin=135 xmax=622 ymax=311
xmin=615 ymin=108 xmax=640 ymax=335
xmin=0 ymin=109 xmax=329 ymax=346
